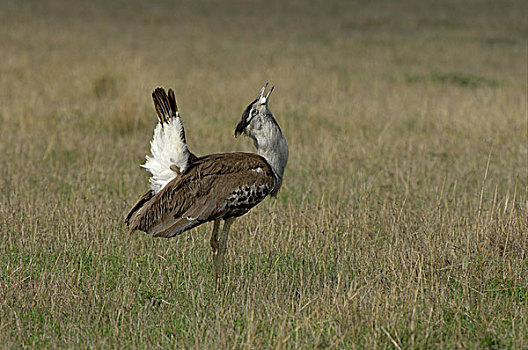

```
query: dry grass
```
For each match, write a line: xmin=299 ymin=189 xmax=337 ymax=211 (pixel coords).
xmin=0 ymin=0 xmax=527 ymax=348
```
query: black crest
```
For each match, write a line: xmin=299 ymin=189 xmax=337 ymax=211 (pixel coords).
xmin=234 ymin=98 xmax=257 ymax=137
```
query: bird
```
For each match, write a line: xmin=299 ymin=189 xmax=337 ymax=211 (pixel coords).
xmin=124 ymin=84 xmax=289 ymax=286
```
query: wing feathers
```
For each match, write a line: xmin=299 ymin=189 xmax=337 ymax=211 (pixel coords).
xmin=124 ymin=189 xmax=154 ymax=231
xmin=126 ymin=153 xmax=275 ymax=237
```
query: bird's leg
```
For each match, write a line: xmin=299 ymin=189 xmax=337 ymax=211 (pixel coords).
xmin=210 ymin=219 xmax=222 ymax=288
xmin=210 ymin=219 xmax=221 ymax=257
xmin=213 ymin=217 xmax=235 ymax=288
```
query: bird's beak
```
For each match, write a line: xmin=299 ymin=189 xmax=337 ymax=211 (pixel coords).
xmin=259 ymin=83 xmax=274 ymax=105
xmin=234 ymin=83 xmax=274 ymax=137
xmin=257 ymin=82 xmax=268 ymax=103
xmin=262 ymin=85 xmax=274 ymax=104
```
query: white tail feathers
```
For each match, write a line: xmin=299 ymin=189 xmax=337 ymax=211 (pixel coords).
xmin=142 ymin=117 xmax=190 ymax=193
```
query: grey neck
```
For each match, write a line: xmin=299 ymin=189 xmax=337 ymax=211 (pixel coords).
xmin=253 ymin=120 xmax=289 ymax=196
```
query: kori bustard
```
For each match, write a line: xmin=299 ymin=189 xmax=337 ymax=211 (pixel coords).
xmin=125 ymin=84 xmax=288 ymax=285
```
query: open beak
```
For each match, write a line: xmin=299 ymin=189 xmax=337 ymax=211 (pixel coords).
xmin=262 ymin=85 xmax=274 ymax=104
xmin=259 ymin=83 xmax=274 ymax=105
xmin=257 ymin=82 xmax=268 ymax=102
xmin=235 ymin=83 xmax=274 ymax=137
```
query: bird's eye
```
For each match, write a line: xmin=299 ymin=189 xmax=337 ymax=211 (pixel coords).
xmin=252 ymin=109 xmax=258 ymax=116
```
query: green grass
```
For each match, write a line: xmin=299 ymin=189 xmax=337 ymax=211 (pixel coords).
xmin=0 ymin=0 xmax=527 ymax=348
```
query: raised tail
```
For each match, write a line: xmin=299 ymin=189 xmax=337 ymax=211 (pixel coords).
xmin=141 ymin=88 xmax=197 ymax=194
xmin=152 ymin=88 xmax=186 ymax=143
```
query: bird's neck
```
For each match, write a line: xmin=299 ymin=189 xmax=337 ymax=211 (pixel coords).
xmin=253 ymin=121 xmax=289 ymax=195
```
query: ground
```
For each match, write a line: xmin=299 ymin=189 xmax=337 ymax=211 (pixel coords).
xmin=0 ymin=0 xmax=526 ymax=348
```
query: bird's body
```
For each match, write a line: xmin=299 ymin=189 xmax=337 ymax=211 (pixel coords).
xmin=125 ymin=152 xmax=275 ymax=237
xmin=125 ymin=84 xmax=288 ymax=285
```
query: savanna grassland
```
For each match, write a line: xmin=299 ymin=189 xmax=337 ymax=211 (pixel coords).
xmin=0 ymin=0 xmax=527 ymax=348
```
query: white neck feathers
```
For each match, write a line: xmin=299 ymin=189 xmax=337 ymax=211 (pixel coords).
xmin=253 ymin=119 xmax=289 ymax=196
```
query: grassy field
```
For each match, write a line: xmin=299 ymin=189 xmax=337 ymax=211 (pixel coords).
xmin=0 ymin=0 xmax=527 ymax=348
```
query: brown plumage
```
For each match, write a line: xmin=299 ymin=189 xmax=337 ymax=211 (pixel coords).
xmin=125 ymin=84 xmax=287 ymax=287
xmin=125 ymin=152 xmax=275 ymax=237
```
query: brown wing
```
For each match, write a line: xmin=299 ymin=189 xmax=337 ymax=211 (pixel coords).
xmin=124 ymin=189 xmax=154 ymax=227
xmin=124 ymin=152 xmax=275 ymax=238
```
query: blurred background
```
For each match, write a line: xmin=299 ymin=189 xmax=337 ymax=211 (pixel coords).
xmin=0 ymin=0 xmax=526 ymax=348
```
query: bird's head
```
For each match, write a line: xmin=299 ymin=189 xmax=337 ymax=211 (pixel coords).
xmin=235 ymin=83 xmax=280 ymax=140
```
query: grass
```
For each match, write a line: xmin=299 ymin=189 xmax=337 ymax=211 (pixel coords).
xmin=404 ymin=72 xmax=500 ymax=87
xmin=0 ymin=0 xmax=527 ymax=348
